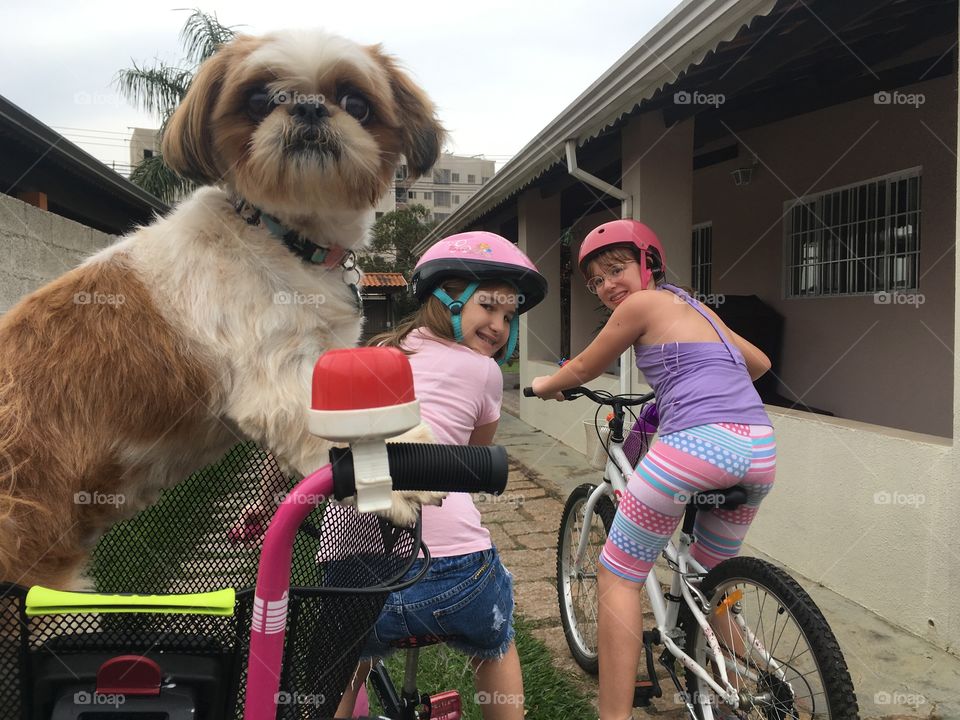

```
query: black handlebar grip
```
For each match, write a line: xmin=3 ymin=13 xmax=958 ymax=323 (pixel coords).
xmin=522 ymin=387 xmax=536 ymax=397
xmin=331 ymin=444 xmax=510 ymax=501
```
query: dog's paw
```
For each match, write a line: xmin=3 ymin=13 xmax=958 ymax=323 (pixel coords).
xmin=372 ymin=489 xmax=446 ymax=527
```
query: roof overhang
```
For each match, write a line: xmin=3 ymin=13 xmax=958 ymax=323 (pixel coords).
xmin=415 ymin=0 xmax=778 ymax=253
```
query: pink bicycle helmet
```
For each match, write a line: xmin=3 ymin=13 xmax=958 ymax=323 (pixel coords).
xmin=578 ymin=219 xmax=666 ymax=289
xmin=411 ymin=231 xmax=548 ymax=365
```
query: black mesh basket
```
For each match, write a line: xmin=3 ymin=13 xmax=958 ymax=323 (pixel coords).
xmin=0 ymin=443 xmax=421 ymax=719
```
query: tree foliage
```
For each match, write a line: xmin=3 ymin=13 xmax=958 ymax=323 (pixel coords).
xmin=114 ymin=9 xmax=239 ymax=203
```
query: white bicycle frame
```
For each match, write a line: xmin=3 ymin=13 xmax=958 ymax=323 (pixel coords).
xmin=573 ymin=433 xmax=790 ymax=717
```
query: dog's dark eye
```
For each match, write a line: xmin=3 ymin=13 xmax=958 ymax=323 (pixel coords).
xmin=339 ymin=94 xmax=370 ymax=124
xmin=247 ymin=90 xmax=274 ymax=120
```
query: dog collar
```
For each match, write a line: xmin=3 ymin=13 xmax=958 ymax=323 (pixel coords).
xmin=233 ymin=199 xmax=348 ymax=268
xmin=233 ymin=198 xmax=364 ymax=312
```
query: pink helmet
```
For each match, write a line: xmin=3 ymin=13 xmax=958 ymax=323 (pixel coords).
xmin=412 ymin=231 xmax=547 ymax=313
xmin=578 ymin=219 xmax=666 ymax=289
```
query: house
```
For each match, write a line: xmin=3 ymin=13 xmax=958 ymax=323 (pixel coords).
xmin=414 ymin=0 xmax=960 ymax=652
xmin=0 ymin=96 xmax=166 ymax=311
xmin=359 ymin=272 xmax=408 ymax=343
xmin=377 ymin=152 xmax=496 ymax=222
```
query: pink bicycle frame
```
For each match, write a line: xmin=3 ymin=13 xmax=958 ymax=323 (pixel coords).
xmin=242 ymin=463 xmax=333 ymax=720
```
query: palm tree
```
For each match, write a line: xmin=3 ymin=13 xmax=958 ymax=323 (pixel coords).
xmin=115 ymin=9 xmax=238 ymax=203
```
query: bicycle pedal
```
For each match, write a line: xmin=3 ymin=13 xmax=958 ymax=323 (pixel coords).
xmin=426 ymin=690 xmax=461 ymax=720
xmin=633 ymin=680 xmax=657 ymax=708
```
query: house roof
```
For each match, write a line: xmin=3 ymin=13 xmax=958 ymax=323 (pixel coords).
xmin=414 ymin=0 xmax=780 ymax=252
xmin=360 ymin=272 xmax=408 ymax=288
xmin=0 ymin=94 xmax=167 ymax=235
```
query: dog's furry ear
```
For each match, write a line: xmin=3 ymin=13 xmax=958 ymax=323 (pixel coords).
xmin=162 ymin=39 xmax=244 ymax=184
xmin=370 ymin=47 xmax=445 ymax=179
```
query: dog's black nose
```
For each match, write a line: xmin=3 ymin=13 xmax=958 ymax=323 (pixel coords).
xmin=290 ymin=101 xmax=330 ymax=125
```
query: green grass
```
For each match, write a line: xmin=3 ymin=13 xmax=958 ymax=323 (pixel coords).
xmin=500 ymin=360 xmax=519 ymax=374
xmin=370 ymin=615 xmax=594 ymax=719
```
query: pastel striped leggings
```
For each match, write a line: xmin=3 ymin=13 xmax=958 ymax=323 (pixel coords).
xmin=599 ymin=422 xmax=776 ymax=583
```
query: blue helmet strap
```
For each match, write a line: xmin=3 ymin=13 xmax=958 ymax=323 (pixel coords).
xmin=433 ymin=282 xmax=480 ymax=342
xmin=432 ymin=281 xmax=518 ymax=366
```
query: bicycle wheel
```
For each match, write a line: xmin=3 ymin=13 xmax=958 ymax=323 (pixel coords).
xmin=556 ymin=483 xmax=615 ymax=674
xmin=679 ymin=556 xmax=859 ymax=720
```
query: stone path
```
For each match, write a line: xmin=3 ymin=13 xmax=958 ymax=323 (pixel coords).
xmin=477 ymin=456 xmax=688 ymax=719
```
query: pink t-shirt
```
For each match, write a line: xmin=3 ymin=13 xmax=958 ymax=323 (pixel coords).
xmin=402 ymin=328 xmax=502 ymax=556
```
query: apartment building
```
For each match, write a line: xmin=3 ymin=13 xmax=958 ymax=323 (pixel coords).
xmin=388 ymin=152 xmax=495 ymax=221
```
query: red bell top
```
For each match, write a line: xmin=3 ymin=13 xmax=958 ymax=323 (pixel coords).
xmin=312 ymin=347 xmax=416 ymax=411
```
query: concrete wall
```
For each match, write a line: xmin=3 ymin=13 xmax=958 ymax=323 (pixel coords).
xmin=0 ymin=193 xmax=114 ymax=312
xmin=693 ymin=74 xmax=957 ymax=437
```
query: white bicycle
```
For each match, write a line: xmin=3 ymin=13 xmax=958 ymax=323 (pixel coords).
xmin=525 ymin=385 xmax=859 ymax=720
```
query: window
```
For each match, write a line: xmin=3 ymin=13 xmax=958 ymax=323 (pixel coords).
xmin=468 ymin=174 xmax=476 ymax=184
xmin=408 ymin=191 xmax=416 ymax=199
xmin=143 ymin=149 xmax=154 ymax=159
xmin=433 ymin=169 xmax=451 ymax=184
xmin=375 ymin=212 xmax=384 ymax=220
xmin=692 ymin=223 xmax=712 ymax=294
xmin=434 ymin=212 xmax=450 ymax=221
xmin=785 ymin=169 xmax=921 ymax=297
xmin=452 ymin=173 xmax=460 ymax=183
xmin=395 ymin=187 xmax=408 ymax=203
xmin=481 ymin=176 xmax=490 ymax=184
xmin=454 ymin=195 xmax=460 ymax=204
xmin=395 ymin=164 xmax=408 ymax=180
xmin=424 ymin=192 xmax=432 ymax=200
xmin=434 ymin=191 xmax=451 ymax=207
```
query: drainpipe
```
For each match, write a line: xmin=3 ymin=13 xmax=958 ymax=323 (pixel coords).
xmin=565 ymin=139 xmax=634 ymax=395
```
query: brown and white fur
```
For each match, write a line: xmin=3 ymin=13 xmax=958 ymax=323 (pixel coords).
xmin=0 ymin=30 xmax=445 ymax=590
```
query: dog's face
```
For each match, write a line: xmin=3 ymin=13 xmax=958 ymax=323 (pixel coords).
xmin=162 ymin=30 xmax=444 ymax=215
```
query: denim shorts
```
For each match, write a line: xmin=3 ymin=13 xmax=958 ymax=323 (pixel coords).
xmin=361 ymin=548 xmax=515 ymax=661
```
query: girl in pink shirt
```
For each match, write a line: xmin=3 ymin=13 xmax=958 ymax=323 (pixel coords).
xmin=336 ymin=232 xmax=547 ymax=720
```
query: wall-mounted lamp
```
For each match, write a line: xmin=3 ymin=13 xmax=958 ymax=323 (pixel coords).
xmin=731 ymin=155 xmax=760 ymax=186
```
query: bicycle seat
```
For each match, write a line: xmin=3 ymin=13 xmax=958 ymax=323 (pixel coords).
xmin=388 ymin=634 xmax=464 ymax=649
xmin=685 ymin=485 xmax=748 ymax=511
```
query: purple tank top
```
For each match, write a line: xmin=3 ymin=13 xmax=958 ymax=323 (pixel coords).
xmin=634 ymin=284 xmax=771 ymax=435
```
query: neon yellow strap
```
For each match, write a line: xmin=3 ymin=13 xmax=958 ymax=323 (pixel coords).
xmin=25 ymin=586 xmax=235 ymax=617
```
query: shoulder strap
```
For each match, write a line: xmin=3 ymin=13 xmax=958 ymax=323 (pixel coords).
xmin=659 ymin=285 xmax=741 ymax=364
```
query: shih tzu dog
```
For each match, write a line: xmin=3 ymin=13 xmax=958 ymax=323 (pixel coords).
xmin=0 ymin=29 xmax=445 ymax=590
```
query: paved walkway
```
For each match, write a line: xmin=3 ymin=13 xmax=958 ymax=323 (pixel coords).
xmin=488 ymin=386 xmax=960 ymax=720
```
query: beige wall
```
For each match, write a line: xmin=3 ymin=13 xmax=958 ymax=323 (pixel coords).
xmin=0 ymin=194 xmax=114 ymax=312
xmin=693 ymin=74 xmax=957 ymax=437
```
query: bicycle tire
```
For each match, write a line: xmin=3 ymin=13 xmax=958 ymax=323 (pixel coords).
xmin=556 ymin=483 xmax=616 ymax=675
xmin=678 ymin=556 xmax=859 ymax=719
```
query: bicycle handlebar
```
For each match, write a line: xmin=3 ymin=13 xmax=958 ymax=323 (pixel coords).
xmin=330 ymin=443 xmax=509 ymax=499
xmin=523 ymin=385 xmax=655 ymax=406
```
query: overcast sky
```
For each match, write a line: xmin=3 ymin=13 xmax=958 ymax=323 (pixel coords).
xmin=1 ymin=0 xmax=681 ymax=170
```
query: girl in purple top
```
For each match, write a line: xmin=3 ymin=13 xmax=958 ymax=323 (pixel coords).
xmin=531 ymin=219 xmax=776 ymax=720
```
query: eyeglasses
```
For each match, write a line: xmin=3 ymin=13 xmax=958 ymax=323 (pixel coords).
xmin=586 ymin=261 xmax=635 ymax=294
